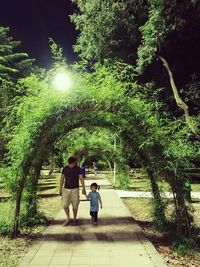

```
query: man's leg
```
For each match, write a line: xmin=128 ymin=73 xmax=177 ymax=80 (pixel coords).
xmin=73 ymin=208 xmax=78 ymax=221
xmin=62 ymin=189 xmax=71 ymax=225
xmin=72 ymin=188 xmax=79 ymax=224
xmin=64 ymin=207 xmax=70 ymax=222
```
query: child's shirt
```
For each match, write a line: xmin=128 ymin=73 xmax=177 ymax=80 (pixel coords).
xmin=88 ymin=191 xmax=101 ymax=212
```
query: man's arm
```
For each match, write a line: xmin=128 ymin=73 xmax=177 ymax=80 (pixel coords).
xmin=60 ymin=173 xmax=64 ymax=195
xmin=79 ymin=174 xmax=86 ymax=195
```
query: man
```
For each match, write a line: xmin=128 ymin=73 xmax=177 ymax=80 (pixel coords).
xmin=60 ymin=157 xmax=86 ymax=225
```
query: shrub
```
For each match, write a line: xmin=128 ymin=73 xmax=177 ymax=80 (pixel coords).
xmin=0 ymin=218 xmax=13 ymax=236
xmin=172 ymin=238 xmax=196 ymax=255
xmin=20 ymin=211 xmax=48 ymax=227
xmin=117 ymin=172 xmax=130 ymax=189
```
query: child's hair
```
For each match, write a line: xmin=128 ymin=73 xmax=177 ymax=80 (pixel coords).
xmin=90 ymin=182 xmax=100 ymax=190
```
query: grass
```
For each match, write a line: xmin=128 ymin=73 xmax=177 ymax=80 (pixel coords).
xmin=102 ymin=169 xmax=200 ymax=192
xmin=38 ymin=174 xmax=61 ymax=220
xmin=192 ymin=183 xmax=200 ymax=192
xmin=0 ymin=172 xmax=61 ymax=267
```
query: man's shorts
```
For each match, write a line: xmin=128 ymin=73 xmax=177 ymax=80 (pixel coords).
xmin=62 ymin=188 xmax=79 ymax=209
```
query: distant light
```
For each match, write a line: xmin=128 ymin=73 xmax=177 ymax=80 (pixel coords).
xmin=53 ymin=72 xmax=72 ymax=92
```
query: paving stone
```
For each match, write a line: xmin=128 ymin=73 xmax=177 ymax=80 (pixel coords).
xmin=70 ymin=256 xmax=90 ymax=265
xmin=50 ymin=256 xmax=71 ymax=265
xmin=29 ymin=256 xmax=52 ymax=265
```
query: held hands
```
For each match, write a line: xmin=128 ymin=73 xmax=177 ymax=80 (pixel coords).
xmin=82 ymin=188 xmax=86 ymax=195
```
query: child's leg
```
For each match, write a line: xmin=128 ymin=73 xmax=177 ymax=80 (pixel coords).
xmin=93 ymin=211 xmax=98 ymax=222
xmin=90 ymin=211 xmax=94 ymax=221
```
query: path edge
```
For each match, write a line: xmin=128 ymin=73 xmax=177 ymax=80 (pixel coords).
xmin=17 ymin=237 xmax=45 ymax=267
xmin=137 ymin=231 xmax=167 ymax=267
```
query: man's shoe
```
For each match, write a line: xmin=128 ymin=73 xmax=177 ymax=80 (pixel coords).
xmin=63 ymin=220 xmax=71 ymax=226
xmin=72 ymin=219 xmax=78 ymax=226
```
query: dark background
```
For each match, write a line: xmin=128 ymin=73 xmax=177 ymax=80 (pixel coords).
xmin=0 ymin=0 xmax=77 ymax=67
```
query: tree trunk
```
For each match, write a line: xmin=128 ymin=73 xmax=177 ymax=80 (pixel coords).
xmin=26 ymin=163 xmax=42 ymax=218
xmin=147 ymin=168 xmax=166 ymax=229
xmin=159 ymin=56 xmax=197 ymax=134
xmin=12 ymin=176 xmax=26 ymax=237
xmin=170 ymin=177 xmax=192 ymax=238
xmin=107 ymin=160 xmax=113 ymax=175
xmin=80 ymin=156 xmax=85 ymax=167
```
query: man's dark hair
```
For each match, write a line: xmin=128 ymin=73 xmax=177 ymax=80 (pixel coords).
xmin=68 ymin=157 xmax=77 ymax=164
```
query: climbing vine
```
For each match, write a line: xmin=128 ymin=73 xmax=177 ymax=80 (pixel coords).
xmin=2 ymin=62 xmax=196 ymax=239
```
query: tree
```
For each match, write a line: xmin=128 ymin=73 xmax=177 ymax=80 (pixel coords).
xmin=71 ymin=0 xmax=200 ymax=124
xmin=0 ymin=27 xmax=36 ymax=164
xmin=71 ymin=0 xmax=148 ymax=63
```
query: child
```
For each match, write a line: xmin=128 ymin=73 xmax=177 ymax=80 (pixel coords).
xmin=87 ymin=183 xmax=102 ymax=225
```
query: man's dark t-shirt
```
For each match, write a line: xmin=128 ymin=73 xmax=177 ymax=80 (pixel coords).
xmin=62 ymin=166 xmax=82 ymax=189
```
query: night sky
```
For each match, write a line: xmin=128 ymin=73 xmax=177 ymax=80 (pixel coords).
xmin=0 ymin=0 xmax=78 ymax=67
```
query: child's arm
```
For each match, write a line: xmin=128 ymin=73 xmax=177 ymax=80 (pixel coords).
xmin=99 ymin=195 xmax=103 ymax=209
xmin=86 ymin=192 xmax=91 ymax=200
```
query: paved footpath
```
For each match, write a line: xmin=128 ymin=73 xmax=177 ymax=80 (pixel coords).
xmin=18 ymin=174 xmax=167 ymax=267
xmin=116 ymin=189 xmax=200 ymax=199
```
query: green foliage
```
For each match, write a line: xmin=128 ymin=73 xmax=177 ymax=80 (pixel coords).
xmin=56 ymin=127 xmax=123 ymax=167
xmin=7 ymin=62 xmax=196 ymax=190
xmin=172 ymin=238 xmax=196 ymax=256
xmin=70 ymin=0 xmax=200 ymax=128
xmin=1 ymin=167 xmax=17 ymax=193
xmin=0 ymin=27 xmax=35 ymax=99
xmin=136 ymin=0 xmax=167 ymax=73
xmin=184 ymin=75 xmax=200 ymax=114
xmin=136 ymin=0 xmax=199 ymax=73
xmin=0 ymin=218 xmax=13 ymax=236
xmin=3 ymin=56 xmax=198 ymax=239
xmin=0 ymin=3 xmax=199 ymax=242
xmin=20 ymin=211 xmax=48 ymax=227
xmin=71 ymin=0 xmax=147 ymax=63
xmin=116 ymin=172 xmax=130 ymax=190
xmin=151 ymin=198 xmax=167 ymax=231
xmin=0 ymin=27 xmax=36 ymax=165
xmin=0 ymin=200 xmax=14 ymax=236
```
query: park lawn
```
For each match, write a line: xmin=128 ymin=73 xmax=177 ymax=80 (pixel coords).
xmin=0 ymin=198 xmax=50 ymax=267
xmin=0 ymin=172 xmax=61 ymax=267
xmin=123 ymin=198 xmax=200 ymax=267
xmin=0 ymin=200 xmax=14 ymax=221
xmin=192 ymin=183 xmax=200 ymax=192
xmin=104 ymin=170 xmax=200 ymax=192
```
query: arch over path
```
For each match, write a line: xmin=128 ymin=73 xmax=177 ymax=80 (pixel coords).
xmin=10 ymin=71 xmax=190 ymax=237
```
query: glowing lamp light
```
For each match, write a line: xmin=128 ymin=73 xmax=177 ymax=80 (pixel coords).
xmin=53 ymin=72 xmax=72 ymax=92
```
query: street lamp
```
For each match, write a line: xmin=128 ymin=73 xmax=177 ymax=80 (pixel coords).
xmin=53 ymin=71 xmax=72 ymax=92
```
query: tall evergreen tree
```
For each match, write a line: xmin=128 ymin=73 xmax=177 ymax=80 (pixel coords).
xmin=0 ymin=26 xmax=35 ymax=164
